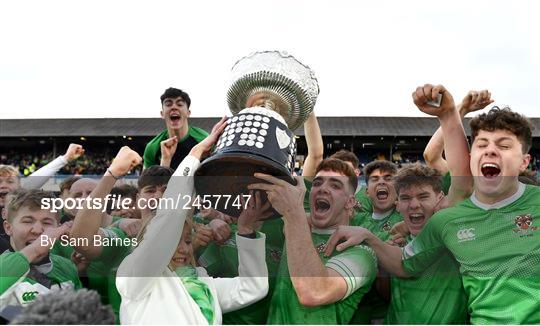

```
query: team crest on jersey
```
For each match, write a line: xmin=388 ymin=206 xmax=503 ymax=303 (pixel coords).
xmin=269 ymin=249 xmax=282 ymax=262
xmin=512 ymin=214 xmax=538 ymax=237
xmin=381 ymin=221 xmax=392 ymax=232
xmin=316 ymin=242 xmax=326 ymax=254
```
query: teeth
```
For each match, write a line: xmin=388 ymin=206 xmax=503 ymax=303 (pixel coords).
xmin=482 ymin=163 xmax=499 ymax=169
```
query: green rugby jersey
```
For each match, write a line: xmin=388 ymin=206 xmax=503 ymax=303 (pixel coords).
xmin=349 ymin=209 xmax=402 ymax=324
xmin=266 ymin=230 xmax=377 ymax=325
xmin=0 ymin=252 xmax=81 ymax=308
xmin=198 ymin=219 xmax=285 ymax=325
xmin=351 ymin=209 xmax=403 ymax=242
xmin=143 ymin=126 xmax=208 ymax=169
xmin=51 ymin=226 xmax=133 ymax=321
xmin=403 ymin=183 xmax=540 ymax=324
xmin=356 ymin=186 xmax=373 ymax=213
xmin=386 ymin=237 xmax=468 ymax=324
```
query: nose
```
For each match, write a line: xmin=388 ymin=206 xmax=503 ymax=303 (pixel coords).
xmin=178 ymin=243 xmax=190 ymax=254
xmin=30 ymin=222 xmax=44 ymax=235
xmin=409 ymin=197 xmax=420 ymax=209
xmin=483 ymin=143 xmax=499 ymax=157
xmin=317 ymin=182 xmax=331 ymax=194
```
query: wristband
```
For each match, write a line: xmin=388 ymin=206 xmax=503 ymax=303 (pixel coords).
xmin=107 ymin=169 xmax=122 ymax=180
xmin=238 ymin=232 xmax=257 ymax=239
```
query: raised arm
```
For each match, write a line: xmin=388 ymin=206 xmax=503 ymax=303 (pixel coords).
xmin=423 ymin=91 xmax=493 ymax=176
xmin=301 ymin=112 xmax=324 ymax=179
xmin=115 ymin=155 xmax=199 ymax=299
xmin=22 ymin=144 xmax=84 ymax=190
xmin=116 ymin=117 xmax=227 ymax=300
xmin=69 ymin=147 xmax=141 ymax=259
xmin=249 ymin=174 xmax=357 ymax=306
xmin=324 ymin=226 xmax=409 ymax=278
xmin=412 ymin=84 xmax=474 ymax=205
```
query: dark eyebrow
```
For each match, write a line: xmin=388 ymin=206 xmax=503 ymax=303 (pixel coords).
xmin=495 ymin=137 xmax=514 ymax=143
xmin=328 ymin=177 xmax=345 ymax=186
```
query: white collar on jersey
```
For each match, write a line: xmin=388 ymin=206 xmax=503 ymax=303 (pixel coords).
xmin=311 ymin=227 xmax=336 ymax=235
xmin=372 ymin=209 xmax=393 ymax=220
xmin=470 ymin=182 xmax=526 ymax=210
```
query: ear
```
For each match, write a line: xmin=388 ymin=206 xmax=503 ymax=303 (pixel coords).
xmin=187 ymin=108 xmax=191 ymax=118
xmin=345 ymin=195 xmax=356 ymax=211
xmin=4 ymin=220 xmax=12 ymax=236
xmin=160 ymin=109 xmax=165 ymax=119
xmin=520 ymin=153 xmax=531 ymax=172
xmin=434 ymin=191 xmax=446 ymax=212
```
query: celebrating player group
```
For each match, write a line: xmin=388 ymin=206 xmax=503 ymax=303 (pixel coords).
xmin=0 ymin=83 xmax=538 ymax=325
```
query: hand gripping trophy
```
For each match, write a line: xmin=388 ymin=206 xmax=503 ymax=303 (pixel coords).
xmin=195 ymin=51 xmax=319 ymax=217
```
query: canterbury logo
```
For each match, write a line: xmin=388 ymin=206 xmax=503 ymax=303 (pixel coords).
xmin=22 ymin=291 xmax=39 ymax=302
xmin=457 ymin=228 xmax=476 ymax=242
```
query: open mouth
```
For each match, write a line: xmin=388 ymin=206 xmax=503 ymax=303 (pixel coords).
xmin=408 ymin=213 xmax=425 ymax=225
xmin=173 ymin=256 xmax=188 ymax=264
xmin=170 ymin=113 xmax=181 ymax=122
xmin=315 ymin=198 xmax=331 ymax=213
xmin=0 ymin=191 xmax=8 ymax=199
xmin=376 ymin=189 xmax=389 ymax=200
xmin=481 ymin=163 xmax=501 ymax=179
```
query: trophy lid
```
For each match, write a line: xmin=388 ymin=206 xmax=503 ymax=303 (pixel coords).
xmin=227 ymin=51 xmax=319 ymax=131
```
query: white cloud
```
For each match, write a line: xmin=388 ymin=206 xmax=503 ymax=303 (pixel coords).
xmin=0 ymin=0 xmax=538 ymax=119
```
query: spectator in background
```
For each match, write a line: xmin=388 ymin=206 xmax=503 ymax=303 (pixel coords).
xmin=143 ymin=88 xmax=208 ymax=169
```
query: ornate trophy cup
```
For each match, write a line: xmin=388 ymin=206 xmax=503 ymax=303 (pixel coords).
xmin=194 ymin=51 xmax=319 ymax=217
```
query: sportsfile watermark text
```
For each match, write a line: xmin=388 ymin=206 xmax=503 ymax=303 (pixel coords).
xmin=41 ymin=194 xmax=252 ymax=212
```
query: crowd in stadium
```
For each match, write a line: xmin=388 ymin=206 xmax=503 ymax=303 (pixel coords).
xmin=0 ymin=150 xmax=143 ymax=177
xmin=1 ymin=85 xmax=539 ymax=324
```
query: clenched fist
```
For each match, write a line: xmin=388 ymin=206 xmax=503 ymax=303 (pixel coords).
xmin=160 ymin=136 xmax=178 ymax=167
xmin=63 ymin=143 xmax=85 ymax=162
xmin=412 ymin=84 xmax=456 ymax=119
xmin=109 ymin=146 xmax=142 ymax=177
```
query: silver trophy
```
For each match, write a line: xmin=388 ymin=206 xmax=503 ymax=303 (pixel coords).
xmin=195 ymin=51 xmax=319 ymax=217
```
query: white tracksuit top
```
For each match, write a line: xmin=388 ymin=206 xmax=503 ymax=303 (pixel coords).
xmin=116 ymin=155 xmax=268 ymax=324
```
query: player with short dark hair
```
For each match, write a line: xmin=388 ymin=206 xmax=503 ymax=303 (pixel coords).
xmin=324 ymin=84 xmax=540 ymax=324
xmin=143 ymin=87 xmax=208 ymax=169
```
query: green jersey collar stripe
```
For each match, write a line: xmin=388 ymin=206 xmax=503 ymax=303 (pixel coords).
xmin=311 ymin=228 xmax=336 ymax=235
xmin=372 ymin=209 xmax=394 ymax=220
xmin=470 ymin=182 xmax=526 ymax=210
